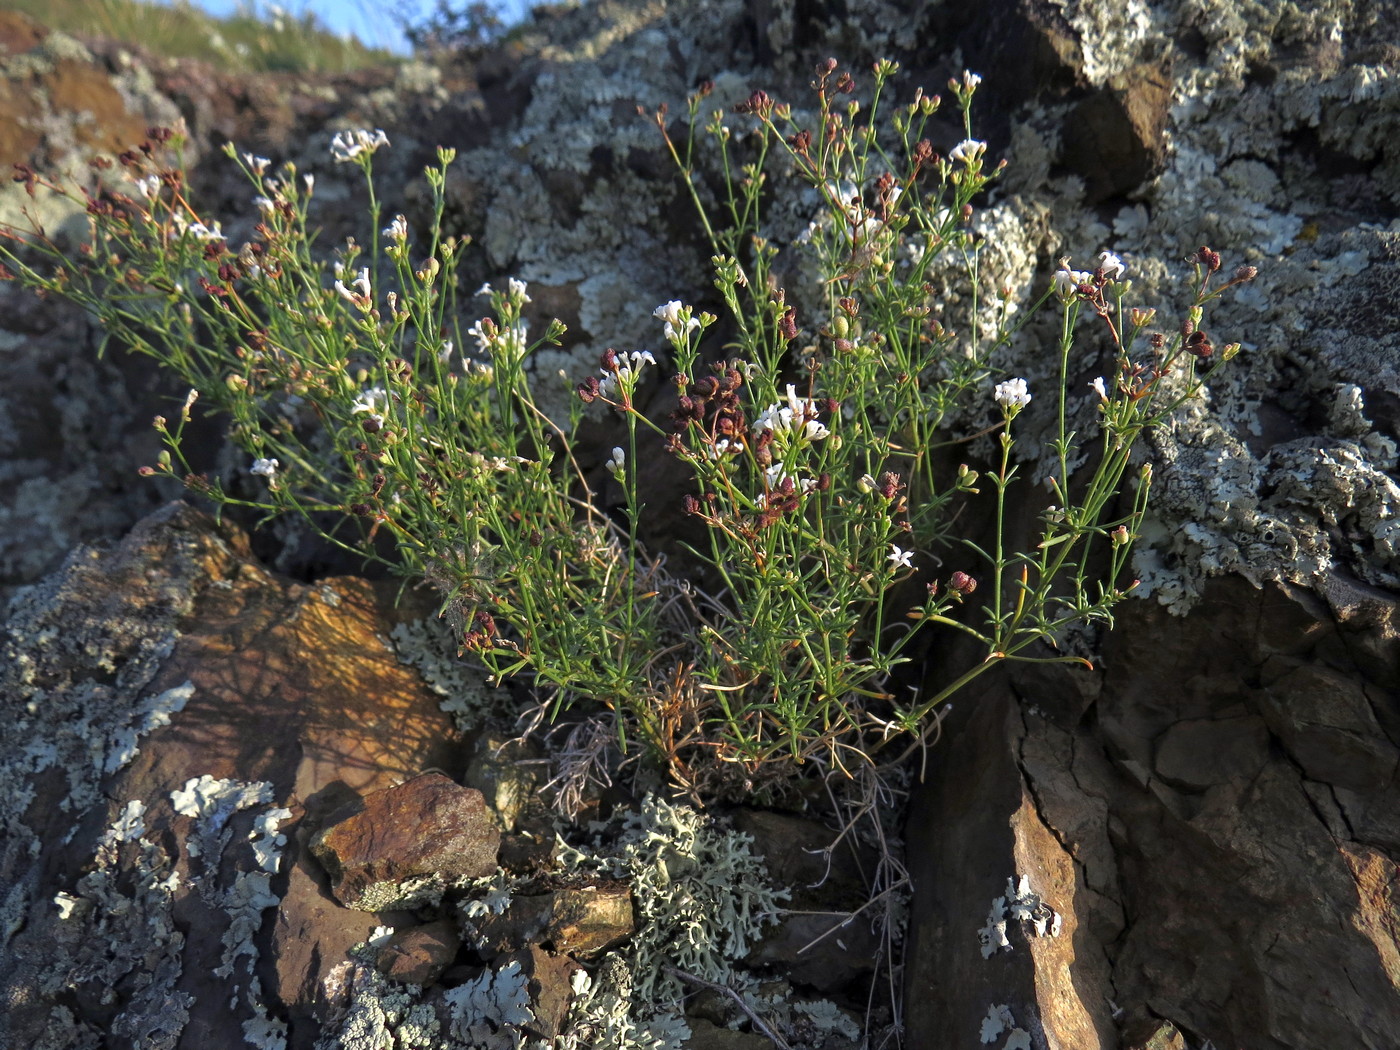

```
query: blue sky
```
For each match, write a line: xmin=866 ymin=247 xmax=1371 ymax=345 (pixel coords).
xmin=184 ymin=0 xmax=530 ymax=54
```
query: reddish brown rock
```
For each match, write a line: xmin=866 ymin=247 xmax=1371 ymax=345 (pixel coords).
xmin=503 ymin=945 xmax=581 ymax=1041
xmin=375 ymin=919 xmax=462 ymax=986
xmin=310 ymin=772 xmax=500 ymax=910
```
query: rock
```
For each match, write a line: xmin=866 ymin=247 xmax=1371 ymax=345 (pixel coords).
xmin=1061 ymin=63 xmax=1173 ymax=203
xmin=683 ymin=1018 xmax=775 ymax=1049
xmin=375 ymin=919 xmax=462 ymax=986
xmin=1122 ymin=1016 xmax=1186 ymax=1050
xmin=732 ymin=809 xmax=872 ymax=909
xmin=463 ymin=732 xmax=549 ymax=832
xmin=502 ymin=944 xmax=581 ymax=1041
xmin=466 ymin=881 xmax=636 ymax=958
xmin=310 ymin=772 xmax=501 ymax=910
xmin=907 ymin=576 xmax=1400 ymax=1049
xmin=746 ymin=911 xmax=881 ymax=994
xmin=0 ymin=503 xmax=466 ymax=1049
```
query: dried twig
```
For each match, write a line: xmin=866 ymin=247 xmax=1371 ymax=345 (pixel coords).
xmin=662 ymin=966 xmax=793 ymax=1050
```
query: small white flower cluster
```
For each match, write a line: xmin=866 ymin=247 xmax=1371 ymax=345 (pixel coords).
xmin=993 ymin=377 xmax=1031 ymax=411
xmin=330 ymin=128 xmax=389 ymax=164
xmin=351 ymin=386 xmax=387 ymax=425
xmin=1054 ymin=251 xmax=1126 ymax=299
xmin=598 ymin=350 xmax=656 ymax=399
xmin=753 ymin=384 xmax=830 ymax=443
xmin=654 ymin=300 xmax=699 ymax=342
xmin=382 ymin=214 xmax=408 ymax=242
xmin=476 ymin=277 xmax=532 ymax=307
xmin=250 ymin=457 xmax=279 ymax=477
xmin=242 ymin=152 xmax=271 ymax=176
xmin=605 ymin=446 xmax=626 ymax=479
xmin=335 ymin=266 xmax=372 ymax=309
xmin=949 ymin=139 xmax=987 ymax=165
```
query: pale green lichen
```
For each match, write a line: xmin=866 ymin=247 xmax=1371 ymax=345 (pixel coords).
xmin=559 ymin=794 xmax=789 ymax=1003
xmin=389 ymin=617 xmax=498 ymax=730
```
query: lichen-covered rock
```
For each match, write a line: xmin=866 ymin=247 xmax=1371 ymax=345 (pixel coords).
xmin=310 ymin=772 xmax=501 ymax=911
xmin=0 ymin=502 xmax=464 ymax=1048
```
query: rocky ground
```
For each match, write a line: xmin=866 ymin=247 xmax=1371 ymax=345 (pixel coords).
xmin=0 ymin=1 xmax=1397 ymax=1048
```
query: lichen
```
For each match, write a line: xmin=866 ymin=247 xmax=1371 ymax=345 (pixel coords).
xmin=389 ymin=617 xmax=497 ymax=730
xmin=558 ymin=793 xmax=788 ymax=1003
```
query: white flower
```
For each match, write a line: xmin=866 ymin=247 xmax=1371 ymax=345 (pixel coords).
xmin=888 ymin=544 xmax=915 ymax=570
xmin=949 ymin=139 xmax=987 ymax=165
xmin=1089 ymin=376 xmax=1108 ymax=400
xmin=605 ymin=446 xmax=626 ymax=478
xmin=962 ymin=71 xmax=983 ymax=90
xmin=185 ymin=220 xmax=224 ymax=242
xmin=437 ymin=339 xmax=455 ymax=364
xmin=382 ymin=214 xmax=408 ymax=242
xmin=242 ymin=153 xmax=271 ymax=176
xmin=753 ymin=384 xmax=830 ymax=443
xmin=857 ymin=473 xmax=877 ymax=494
xmin=707 ymin=438 xmax=744 ymax=459
xmin=654 ymin=300 xmax=700 ymax=342
xmin=351 ymin=387 xmax=387 ymax=422
xmin=133 ymin=174 xmax=161 ymax=200
xmin=303 ymin=174 xmax=315 ymax=194
xmin=330 ymin=128 xmax=389 ymax=163
xmin=250 ymin=458 xmax=279 ymax=477
xmin=252 ymin=196 xmax=275 ymax=215
xmin=994 ymin=378 xmax=1031 ymax=410
xmin=1097 ymin=250 xmax=1126 ymax=280
xmin=597 ymin=351 xmax=656 ymax=399
xmin=335 ymin=267 xmax=372 ymax=306
xmin=507 ymin=277 xmax=531 ymax=305
xmin=1053 ymin=257 xmax=1091 ymax=299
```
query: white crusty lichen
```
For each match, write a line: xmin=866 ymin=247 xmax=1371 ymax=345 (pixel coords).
xmin=979 ymin=1002 xmax=1033 ymax=1049
xmin=979 ymin=875 xmax=1062 ymax=959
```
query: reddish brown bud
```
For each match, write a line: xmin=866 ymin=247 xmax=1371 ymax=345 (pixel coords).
xmin=950 ymin=571 xmax=977 ymax=595
xmin=1233 ymin=264 xmax=1258 ymax=282
xmin=778 ymin=307 xmax=798 ymax=341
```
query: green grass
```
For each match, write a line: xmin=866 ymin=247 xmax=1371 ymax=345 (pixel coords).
xmin=1 ymin=0 xmax=401 ymax=74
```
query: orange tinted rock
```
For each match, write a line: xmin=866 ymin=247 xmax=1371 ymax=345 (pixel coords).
xmin=310 ymin=772 xmax=500 ymax=910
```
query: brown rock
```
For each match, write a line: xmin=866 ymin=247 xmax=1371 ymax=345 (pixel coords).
xmin=310 ymin=772 xmax=500 ymax=910
xmin=502 ymin=945 xmax=581 ymax=1041
xmin=683 ymin=1018 xmax=775 ymax=1049
xmin=732 ymin=809 xmax=870 ymax=909
xmin=1122 ymin=1017 xmax=1186 ymax=1050
xmin=465 ymin=880 xmax=635 ymax=958
xmin=746 ymin=912 xmax=880 ymax=994
xmin=1153 ymin=714 xmax=1271 ymax=790
xmin=1061 ymin=63 xmax=1173 ymax=202
xmin=907 ymin=576 xmax=1400 ymax=1049
xmin=375 ymin=919 xmax=462 ymax=986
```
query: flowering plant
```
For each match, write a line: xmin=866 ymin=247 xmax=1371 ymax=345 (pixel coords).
xmin=0 ymin=62 xmax=1253 ymax=788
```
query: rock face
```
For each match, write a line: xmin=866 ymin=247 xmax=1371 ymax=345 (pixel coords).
xmin=904 ymin=575 xmax=1400 ymax=1050
xmin=1 ymin=0 xmax=1398 ymax=1047
xmin=0 ymin=502 xmax=465 ymax=1048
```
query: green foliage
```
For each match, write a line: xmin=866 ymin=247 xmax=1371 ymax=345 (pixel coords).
xmin=0 ymin=61 xmax=1254 ymax=783
xmin=3 ymin=0 xmax=399 ymax=74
